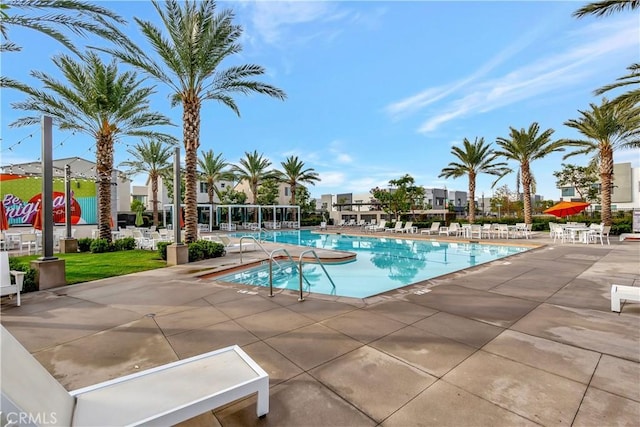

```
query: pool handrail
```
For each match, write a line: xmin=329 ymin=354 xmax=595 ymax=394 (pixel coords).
xmin=239 ymin=236 xmax=270 ymax=263
xmin=298 ymin=249 xmax=337 ymax=302
xmin=268 ymin=248 xmax=310 ymax=298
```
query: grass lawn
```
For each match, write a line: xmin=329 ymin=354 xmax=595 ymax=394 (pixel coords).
xmin=14 ymin=250 xmax=166 ymax=285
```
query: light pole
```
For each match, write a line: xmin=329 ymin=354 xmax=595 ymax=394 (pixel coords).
xmin=496 ymin=202 xmax=502 ymax=219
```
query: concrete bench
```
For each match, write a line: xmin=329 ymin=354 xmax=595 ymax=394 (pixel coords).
xmin=1 ymin=325 xmax=269 ymax=426
xmin=611 ymin=284 xmax=640 ymax=313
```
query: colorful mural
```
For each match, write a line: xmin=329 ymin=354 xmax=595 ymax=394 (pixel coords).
xmin=0 ymin=174 xmax=97 ymax=226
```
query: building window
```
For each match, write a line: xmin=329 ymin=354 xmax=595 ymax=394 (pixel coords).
xmin=220 ymin=182 xmax=225 ymax=188
xmin=561 ymin=188 xmax=575 ymax=197
xmin=284 ymin=187 xmax=290 ymax=196
xmin=199 ymin=182 xmax=208 ymax=193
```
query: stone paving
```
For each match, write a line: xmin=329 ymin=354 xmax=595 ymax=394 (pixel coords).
xmin=1 ymin=231 xmax=639 ymax=426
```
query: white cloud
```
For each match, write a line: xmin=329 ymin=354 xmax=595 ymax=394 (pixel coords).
xmin=387 ymin=16 xmax=639 ymax=134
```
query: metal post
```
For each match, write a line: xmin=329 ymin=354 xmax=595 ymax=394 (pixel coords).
xmin=173 ymin=147 xmax=182 ymax=244
xmin=40 ymin=116 xmax=56 ymax=260
xmin=65 ymin=164 xmax=72 ymax=238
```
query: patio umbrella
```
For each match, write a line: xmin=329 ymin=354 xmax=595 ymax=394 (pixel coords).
xmin=544 ymin=201 xmax=590 ymax=218
xmin=32 ymin=205 xmax=43 ymax=230
xmin=180 ymin=208 xmax=185 ymax=228
xmin=0 ymin=203 xmax=8 ymax=231
xmin=135 ymin=209 xmax=144 ymax=227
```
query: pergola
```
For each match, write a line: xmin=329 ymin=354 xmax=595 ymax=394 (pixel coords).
xmin=162 ymin=204 xmax=214 ymax=231
xmin=216 ymin=204 xmax=300 ymax=230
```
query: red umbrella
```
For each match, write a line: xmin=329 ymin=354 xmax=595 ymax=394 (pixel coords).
xmin=180 ymin=208 xmax=185 ymax=228
xmin=544 ymin=201 xmax=590 ymax=218
xmin=0 ymin=203 xmax=8 ymax=231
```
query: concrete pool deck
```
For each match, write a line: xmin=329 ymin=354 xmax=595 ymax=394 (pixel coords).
xmin=1 ymin=232 xmax=639 ymax=426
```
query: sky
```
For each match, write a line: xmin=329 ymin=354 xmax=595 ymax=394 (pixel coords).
xmin=1 ymin=0 xmax=639 ymax=202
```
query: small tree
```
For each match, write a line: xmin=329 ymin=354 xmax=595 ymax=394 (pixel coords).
xmin=256 ymin=178 xmax=280 ymax=205
xmin=553 ymin=163 xmax=600 ymax=203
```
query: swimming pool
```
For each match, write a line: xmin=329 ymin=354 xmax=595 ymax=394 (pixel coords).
xmin=214 ymin=230 xmax=530 ymax=298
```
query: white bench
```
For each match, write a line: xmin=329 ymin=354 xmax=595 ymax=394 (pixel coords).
xmin=611 ymin=284 xmax=640 ymax=313
xmin=1 ymin=325 xmax=269 ymax=426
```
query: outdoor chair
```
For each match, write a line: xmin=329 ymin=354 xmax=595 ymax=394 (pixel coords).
xmin=481 ymin=224 xmax=494 ymax=239
xmin=386 ymin=221 xmax=404 ymax=233
xmin=399 ymin=221 xmax=416 ymax=233
xmin=319 ymin=221 xmax=327 ymax=230
xmin=0 ymin=252 xmax=25 ymax=306
xmin=368 ymin=220 xmax=387 ymax=232
xmin=19 ymin=233 xmax=38 ymax=255
xmin=420 ymin=222 xmax=440 ymax=235
xmin=0 ymin=325 xmax=269 ymax=425
xmin=611 ymin=284 xmax=640 ymax=312
xmin=589 ymin=225 xmax=610 ymax=245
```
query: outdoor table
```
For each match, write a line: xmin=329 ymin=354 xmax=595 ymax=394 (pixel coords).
xmin=563 ymin=226 xmax=592 ymax=244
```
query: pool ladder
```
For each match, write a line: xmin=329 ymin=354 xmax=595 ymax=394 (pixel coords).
xmin=268 ymin=248 xmax=336 ymax=301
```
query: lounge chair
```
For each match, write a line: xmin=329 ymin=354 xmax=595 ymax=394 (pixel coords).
xmin=611 ymin=284 xmax=640 ymax=312
xmin=1 ymin=252 xmax=25 ymax=306
xmin=420 ymin=222 xmax=440 ymax=235
xmin=386 ymin=221 xmax=404 ymax=233
xmin=399 ymin=221 xmax=416 ymax=233
xmin=0 ymin=325 xmax=269 ymax=425
xmin=439 ymin=222 xmax=460 ymax=236
xmin=216 ymin=235 xmax=257 ymax=252
xmin=368 ymin=219 xmax=387 ymax=232
xmin=319 ymin=221 xmax=327 ymax=230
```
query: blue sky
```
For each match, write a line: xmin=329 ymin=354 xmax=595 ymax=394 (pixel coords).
xmin=1 ymin=1 xmax=639 ymax=201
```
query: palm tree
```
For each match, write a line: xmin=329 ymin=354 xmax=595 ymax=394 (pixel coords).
xmin=438 ymin=137 xmax=507 ymax=224
xmin=495 ymin=123 xmax=565 ymax=224
xmin=574 ymin=1 xmax=640 ymax=107
xmin=232 ymin=151 xmax=278 ymax=204
xmin=9 ymin=52 xmax=175 ymax=240
xmin=101 ymin=0 xmax=286 ymax=243
xmin=573 ymin=0 xmax=639 ymax=18
xmin=120 ymin=139 xmax=176 ymax=226
xmin=198 ymin=149 xmax=233 ymax=204
xmin=279 ymin=156 xmax=320 ymax=205
xmin=0 ymin=0 xmax=126 ymax=54
xmin=562 ymin=99 xmax=640 ymax=226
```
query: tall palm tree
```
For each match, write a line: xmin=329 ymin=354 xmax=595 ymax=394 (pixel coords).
xmin=102 ymin=0 xmax=286 ymax=243
xmin=9 ymin=52 xmax=174 ymax=240
xmin=120 ymin=139 xmax=176 ymax=226
xmin=279 ymin=156 xmax=320 ymax=205
xmin=574 ymin=1 xmax=640 ymax=107
xmin=495 ymin=123 xmax=565 ymax=224
xmin=562 ymin=99 xmax=640 ymax=226
xmin=232 ymin=151 xmax=277 ymax=204
xmin=573 ymin=0 xmax=639 ymax=18
xmin=438 ymin=137 xmax=507 ymax=224
xmin=0 ymin=0 xmax=126 ymax=54
xmin=198 ymin=149 xmax=233 ymax=204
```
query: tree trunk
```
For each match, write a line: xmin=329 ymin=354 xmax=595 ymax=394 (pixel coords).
xmin=290 ymin=182 xmax=296 ymax=205
xmin=96 ymin=129 xmax=114 ymax=241
xmin=521 ymin=161 xmax=532 ymax=224
xmin=468 ymin=171 xmax=476 ymax=224
xmin=600 ymin=145 xmax=614 ymax=226
xmin=183 ymin=95 xmax=201 ymax=244
xmin=151 ymin=173 xmax=159 ymax=226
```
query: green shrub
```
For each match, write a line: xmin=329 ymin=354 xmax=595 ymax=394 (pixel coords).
xmin=156 ymin=241 xmax=169 ymax=260
xmin=8 ymin=257 xmax=37 ymax=293
xmin=113 ymin=237 xmax=136 ymax=251
xmin=77 ymin=237 xmax=93 ymax=252
xmin=90 ymin=238 xmax=112 ymax=253
xmin=188 ymin=240 xmax=224 ymax=262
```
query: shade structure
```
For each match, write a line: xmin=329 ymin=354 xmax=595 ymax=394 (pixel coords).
xmin=0 ymin=204 xmax=8 ymax=231
xmin=544 ymin=201 xmax=590 ymax=218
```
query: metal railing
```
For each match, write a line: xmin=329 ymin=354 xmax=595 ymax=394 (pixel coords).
xmin=239 ymin=236 xmax=270 ymax=263
xmin=268 ymin=248 xmax=303 ymax=297
xmin=297 ymin=249 xmax=336 ymax=302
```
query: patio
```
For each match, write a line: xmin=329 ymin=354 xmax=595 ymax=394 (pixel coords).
xmin=1 ymin=233 xmax=638 ymax=426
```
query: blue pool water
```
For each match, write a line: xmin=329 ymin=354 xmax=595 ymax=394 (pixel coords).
xmin=215 ymin=230 xmax=530 ymax=298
